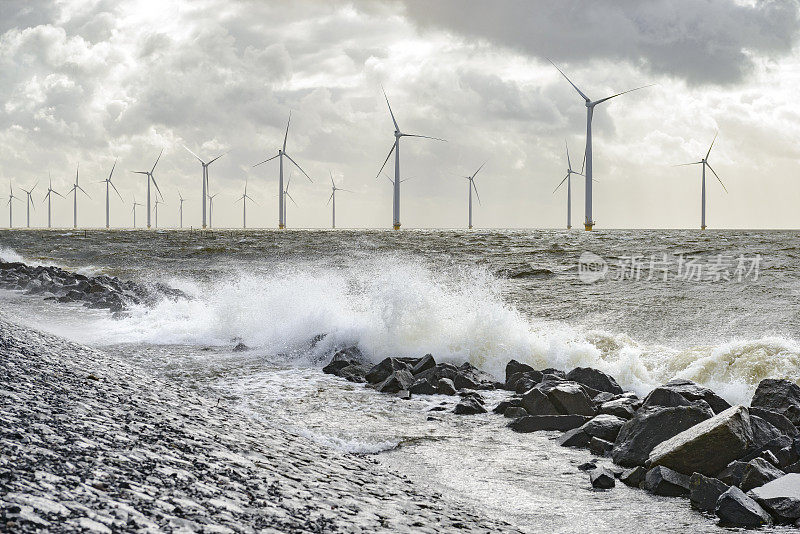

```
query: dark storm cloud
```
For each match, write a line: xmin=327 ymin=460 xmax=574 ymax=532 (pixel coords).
xmin=398 ymin=0 xmax=800 ymax=85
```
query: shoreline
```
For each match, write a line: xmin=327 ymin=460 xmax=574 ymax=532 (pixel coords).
xmin=0 ymin=315 xmax=518 ymax=533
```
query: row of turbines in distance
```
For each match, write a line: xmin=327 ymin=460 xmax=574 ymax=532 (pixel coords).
xmin=4 ymin=61 xmax=727 ymax=232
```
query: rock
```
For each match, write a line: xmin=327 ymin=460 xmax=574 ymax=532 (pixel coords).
xmin=232 ymin=342 xmax=249 ymax=352
xmin=503 ymin=407 xmax=528 ymax=418
xmin=717 ymin=460 xmax=749 ymax=487
xmin=492 ymin=398 xmax=522 ymax=414
xmin=365 ymin=358 xmax=409 ymax=384
xmin=520 ymin=388 xmax=559 ymax=416
xmin=620 ymin=466 xmax=647 ymax=487
xmin=409 ymin=378 xmax=439 ymax=395
xmin=599 ymin=397 xmax=637 ymax=419
xmin=565 ymin=367 xmax=623 ymax=395
xmin=748 ymin=473 xmax=800 ymax=522
xmin=505 ymin=359 xmax=535 ymax=383
xmin=589 ymin=468 xmax=615 ymax=489
xmin=436 ymin=378 xmax=456 ymax=396
xmin=336 ymin=364 xmax=367 ymax=383
xmin=761 ymin=450 xmax=781 ymax=468
xmin=541 ymin=368 xmax=566 ymax=379
xmin=577 ymin=461 xmax=597 ymax=471
xmin=750 ymin=415 xmax=785 ymax=452
xmin=751 ymin=379 xmax=800 ymax=426
xmin=740 ymin=457 xmax=784 ymax=492
xmin=410 ymin=354 xmax=436 ymax=375
xmin=454 ymin=398 xmax=487 ymax=415
xmin=689 ymin=473 xmax=730 ymax=512
xmin=579 ymin=414 xmax=626 ymax=442
xmin=376 ymin=369 xmax=414 ymax=393
xmin=716 ymin=486 xmax=772 ymax=527
xmin=648 ymin=405 xmax=754 ymax=476
xmin=508 ymin=415 xmax=591 ymax=433
xmin=323 ymin=360 xmax=353 ymax=375
xmin=511 ymin=373 xmax=543 ymax=394
xmin=558 ymin=428 xmax=591 ymax=448
xmin=396 ymin=390 xmax=411 ymax=400
xmin=589 ymin=437 xmax=614 ymax=457
xmin=452 ymin=362 xmax=496 ymax=391
xmin=663 ymin=378 xmax=731 ymax=414
xmin=546 ymin=382 xmax=596 ymax=416
xmin=643 ymin=466 xmax=690 ymax=497
xmin=749 ymin=407 xmax=799 ymax=437
xmin=640 ymin=386 xmax=694 ymax=410
xmin=611 ymin=404 xmax=713 ymax=467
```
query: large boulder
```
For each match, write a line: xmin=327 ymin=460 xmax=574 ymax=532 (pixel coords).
xmin=648 ymin=405 xmax=754 ymax=476
xmin=565 ymin=367 xmax=623 ymax=395
xmin=611 ymin=404 xmax=713 ymax=467
xmin=640 ymin=387 xmax=694 ymax=410
xmin=579 ymin=414 xmax=626 ymax=442
xmin=689 ymin=473 xmax=729 ymax=513
xmin=589 ymin=468 xmax=615 ymax=489
xmin=558 ymin=428 xmax=591 ymax=448
xmin=437 ymin=378 xmax=456 ymax=396
xmin=453 ymin=362 xmax=496 ymax=391
xmin=508 ymin=415 xmax=591 ymax=433
xmin=740 ymin=457 xmax=785 ymax=493
xmin=716 ymin=487 xmax=772 ymax=527
xmin=376 ymin=369 xmax=414 ymax=393
xmin=520 ymin=388 xmax=560 ymax=416
xmin=366 ymin=358 xmax=409 ymax=384
xmin=662 ymin=379 xmax=731 ymax=414
xmin=749 ymin=415 xmax=785 ymax=452
xmin=599 ymin=397 xmax=638 ymax=419
xmin=545 ymin=382 xmax=596 ymax=416
xmin=748 ymin=473 xmax=800 ymax=522
xmin=409 ymin=377 xmax=438 ymax=395
xmin=717 ymin=460 xmax=749 ymax=487
xmin=411 ymin=354 xmax=436 ymax=375
xmin=620 ymin=466 xmax=646 ymax=488
xmin=454 ymin=398 xmax=487 ymax=415
xmin=749 ymin=407 xmax=798 ymax=437
xmin=643 ymin=466 xmax=690 ymax=497
xmin=509 ymin=371 xmax=544 ymax=394
xmin=751 ymin=379 xmax=800 ymax=426
xmin=505 ymin=359 xmax=535 ymax=383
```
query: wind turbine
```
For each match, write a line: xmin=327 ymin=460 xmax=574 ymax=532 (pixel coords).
xmin=7 ymin=183 xmax=20 ymax=228
xmin=456 ymin=162 xmax=486 ymax=230
xmin=20 ymin=182 xmax=37 ymax=228
xmin=183 ymin=145 xmax=225 ymax=229
xmin=178 ymin=191 xmax=186 ymax=229
xmin=99 ymin=159 xmax=122 ymax=229
xmin=374 ymin=87 xmax=445 ymax=230
xmin=43 ymin=174 xmax=64 ymax=229
xmin=253 ymin=112 xmax=313 ymax=229
xmin=236 ymin=179 xmax=256 ymax=229
xmin=327 ymin=171 xmax=351 ymax=229
xmin=674 ymin=132 xmax=727 ymax=230
xmin=131 ymin=196 xmax=143 ymax=228
xmin=208 ymin=192 xmax=218 ymax=229
xmin=548 ymin=59 xmax=652 ymax=231
xmin=154 ymin=198 xmax=164 ymax=229
xmin=283 ymin=177 xmax=297 ymax=228
xmin=131 ymin=149 xmax=164 ymax=229
xmin=69 ymin=164 xmax=90 ymax=229
xmin=553 ymin=141 xmax=584 ymax=230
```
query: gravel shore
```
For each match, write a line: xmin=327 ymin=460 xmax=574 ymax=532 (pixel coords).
xmin=0 ymin=315 xmax=517 ymax=533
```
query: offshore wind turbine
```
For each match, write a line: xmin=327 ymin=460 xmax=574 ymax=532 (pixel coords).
xmin=68 ymin=164 xmax=90 ymax=229
xmin=98 ymin=159 xmax=122 ymax=229
xmin=7 ymin=183 xmax=21 ymax=228
xmin=282 ymin=178 xmax=298 ymax=228
xmin=154 ymin=198 xmax=164 ymax=229
xmin=253 ymin=112 xmax=313 ymax=229
xmin=553 ymin=141 xmax=584 ymax=230
xmin=43 ymin=175 xmax=64 ymax=229
xmin=548 ymin=59 xmax=652 ymax=230
xmin=674 ymin=132 xmax=727 ymax=230
xmin=131 ymin=196 xmax=143 ymax=228
xmin=236 ymin=179 xmax=256 ymax=229
xmin=374 ymin=88 xmax=445 ymax=230
xmin=327 ymin=171 xmax=351 ymax=229
xmin=208 ymin=192 xmax=218 ymax=228
xmin=456 ymin=162 xmax=486 ymax=229
xmin=178 ymin=191 xmax=186 ymax=229
xmin=183 ymin=145 xmax=225 ymax=229
xmin=20 ymin=182 xmax=37 ymax=228
xmin=131 ymin=149 xmax=164 ymax=229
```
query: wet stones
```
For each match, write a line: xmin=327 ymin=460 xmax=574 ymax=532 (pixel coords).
xmin=454 ymin=397 xmax=487 ymax=415
xmin=643 ymin=466 xmax=690 ymax=497
xmin=376 ymin=369 xmax=414 ymax=394
xmin=620 ymin=466 xmax=646 ymax=488
xmin=366 ymin=358 xmax=409 ymax=384
xmin=716 ymin=486 xmax=772 ymax=527
xmin=589 ymin=468 xmax=615 ymax=489
xmin=739 ymin=457 xmax=784 ymax=493
xmin=565 ymin=367 xmax=623 ymax=395
xmin=751 ymin=379 xmax=800 ymax=427
xmin=508 ymin=415 xmax=591 ymax=433
xmin=748 ymin=474 xmax=800 ymax=522
xmin=689 ymin=473 xmax=730 ymax=512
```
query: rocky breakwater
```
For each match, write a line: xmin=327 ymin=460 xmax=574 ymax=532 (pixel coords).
xmin=324 ymin=350 xmax=800 ymax=529
xmin=0 ymin=261 xmax=185 ymax=314
xmin=0 ymin=317 xmax=520 ymax=533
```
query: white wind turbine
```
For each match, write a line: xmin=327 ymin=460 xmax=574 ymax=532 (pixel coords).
xmin=69 ymin=164 xmax=90 ymax=229
xmin=674 ymin=132 xmax=727 ymax=230
xmin=43 ymin=174 xmax=64 ymax=229
xmin=548 ymin=59 xmax=652 ymax=231
xmin=154 ymin=198 xmax=164 ymax=229
xmin=553 ymin=141 xmax=584 ymax=230
xmin=20 ymin=182 xmax=37 ymax=228
xmin=253 ymin=112 xmax=312 ymax=229
xmin=236 ymin=178 xmax=256 ymax=229
xmin=131 ymin=196 xmax=143 ymax=228
xmin=375 ymin=88 xmax=445 ymax=230
xmin=7 ymin=183 xmax=21 ymax=228
xmin=183 ymin=145 xmax=225 ymax=229
xmin=131 ymin=149 xmax=164 ymax=229
xmin=208 ymin=192 xmax=218 ymax=229
xmin=98 ymin=159 xmax=122 ymax=229
xmin=282 ymin=177 xmax=297 ymax=228
xmin=327 ymin=171 xmax=351 ymax=229
xmin=456 ymin=162 xmax=486 ymax=230
xmin=178 ymin=191 xmax=186 ymax=229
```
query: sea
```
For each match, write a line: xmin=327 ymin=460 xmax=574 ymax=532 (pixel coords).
xmin=1 ymin=228 xmax=799 ymax=533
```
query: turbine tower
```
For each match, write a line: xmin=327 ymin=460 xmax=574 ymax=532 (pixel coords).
xmin=183 ymin=146 xmax=225 ymax=229
xmin=327 ymin=171 xmax=351 ymax=229
xmin=43 ymin=175 xmax=64 ymax=229
xmin=374 ymin=88 xmax=445 ymax=230
xmin=548 ymin=59 xmax=651 ymax=230
xmin=99 ymin=159 xmax=122 ymax=229
xmin=457 ymin=162 xmax=486 ymax=230
xmin=131 ymin=196 xmax=143 ymax=228
xmin=154 ymin=198 xmax=164 ymax=229
xmin=236 ymin=179 xmax=256 ymax=229
xmin=553 ymin=141 xmax=584 ymax=230
xmin=208 ymin=192 xmax=218 ymax=229
xmin=68 ymin=164 xmax=90 ymax=229
xmin=283 ymin=177 xmax=298 ymax=228
xmin=131 ymin=149 xmax=164 ymax=229
xmin=7 ymin=183 xmax=20 ymax=228
xmin=178 ymin=191 xmax=186 ymax=229
xmin=20 ymin=182 xmax=37 ymax=228
xmin=674 ymin=132 xmax=727 ymax=230
xmin=253 ymin=112 xmax=312 ymax=229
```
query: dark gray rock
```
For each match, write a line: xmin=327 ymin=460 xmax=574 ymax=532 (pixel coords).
xmin=365 ymin=358 xmax=409 ymax=384
xmin=505 ymin=359 xmax=535 ymax=383
xmin=409 ymin=378 xmax=438 ymax=395
xmin=749 ymin=407 xmax=799 ymax=437
xmin=751 ymin=379 xmax=800 ymax=426
xmin=643 ymin=466 xmax=690 ymax=497
xmin=376 ymin=369 xmax=414 ymax=393
xmin=740 ymin=457 xmax=785 ymax=493
xmin=748 ymin=473 xmax=800 ymax=522
xmin=620 ymin=466 xmax=647 ymax=487
xmin=579 ymin=414 xmax=626 ymax=442
xmin=750 ymin=415 xmax=785 ymax=452
xmin=599 ymin=397 xmax=637 ymax=419
xmin=566 ymin=367 xmax=623 ymax=395
xmin=718 ymin=460 xmax=749 ymax=487
xmin=337 ymin=364 xmax=368 ymax=383
xmin=589 ymin=437 xmax=614 ymax=457
xmin=508 ymin=415 xmax=591 ymax=433
xmin=546 ymin=382 xmax=596 ymax=416
xmin=740 ymin=435 xmax=793 ymax=464
xmin=492 ymin=398 xmax=522 ymax=414
xmin=410 ymin=354 xmax=436 ymax=375
xmin=577 ymin=461 xmax=597 ymax=471
xmin=454 ymin=398 xmax=487 ymax=415
xmin=503 ymin=407 xmax=528 ymax=418
xmin=716 ymin=486 xmax=772 ymax=527
xmin=589 ymin=468 xmax=615 ymax=489
xmin=690 ymin=473 xmax=730 ymax=512
xmin=436 ymin=378 xmax=456 ymax=396
xmin=520 ymin=387 xmax=559 ymax=416
xmin=640 ymin=386 xmax=693 ymax=410
xmin=558 ymin=428 xmax=591 ymax=448
xmin=453 ymin=362 xmax=496 ymax=391
xmin=511 ymin=373 xmax=543 ymax=394
xmin=611 ymin=404 xmax=713 ymax=467
xmin=322 ymin=360 xmax=351 ymax=375
xmin=663 ymin=378 xmax=731 ymax=414
xmin=541 ymin=368 xmax=566 ymax=379
xmin=396 ymin=389 xmax=411 ymax=400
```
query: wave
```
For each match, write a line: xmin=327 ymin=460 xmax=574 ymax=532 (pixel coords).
xmin=0 ymin=247 xmax=26 ymax=264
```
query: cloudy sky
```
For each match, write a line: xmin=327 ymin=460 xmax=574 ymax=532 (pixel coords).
xmin=2 ymin=0 xmax=800 ymax=229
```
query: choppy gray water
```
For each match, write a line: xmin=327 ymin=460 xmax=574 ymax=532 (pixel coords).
xmin=1 ymin=228 xmax=799 ymax=532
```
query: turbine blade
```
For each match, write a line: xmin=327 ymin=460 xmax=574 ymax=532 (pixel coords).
xmin=253 ymin=152 xmax=280 ymax=167
xmin=78 ymin=185 xmax=91 ymax=199
xmin=472 ymin=180 xmax=481 ymax=205
xmin=375 ymin=141 xmax=397 ymax=179
xmin=286 ymin=191 xmax=297 ymax=205
xmin=131 ymin=171 xmax=148 ymax=175
xmin=547 ymin=58 xmax=590 ymax=102
xmin=284 ymin=153 xmax=312 ymax=182
xmin=151 ymin=148 xmax=164 ymax=173
xmin=110 ymin=181 xmax=124 ymax=201
xmin=553 ymin=173 xmax=569 ymax=194
xmin=402 ymin=133 xmax=446 ymax=142
xmin=580 ymin=151 xmax=586 ymax=175
xmin=706 ymin=131 xmax=718 ymax=160
xmin=108 ymin=158 xmax=117 ymax=180
xmin=472 ymin=161 xmax=487 ymax=179
xmin=151 ymin=177 xmax=164 ymax=200
xmin=382 ymin=86 xmax=400 ymax=131
xmin=327 ymin=192 xmax=333 ymax=205
xmin=672 ymin=161 xmax=703 ymax=167
xmin=183 ymin=144 xmax=204 ymax=164
xmin=283 ymin=111 xmax=291 ymax=151
xmin=329 ymin=170 xmax=335 ymax=187
xmin=207 ymin=151 xmax=227 ymax=165
xmin=706 ymin=163 xmax=727 ymax=193
xmin=565 ymin=140 xmax=572 ymax=171
xmin=593 ymin=84 xmax=655 ymax=106
xmin=54 ymin=191 xmax=65 ymax=198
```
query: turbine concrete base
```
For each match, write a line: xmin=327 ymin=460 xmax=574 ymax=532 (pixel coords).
xmin=584 ymin=223 xmax=594 ymax=231
xmin=393 ymin=224 xmax=401 ymax=230
xmin=279 ymin=224 xmax=285 ymax=230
